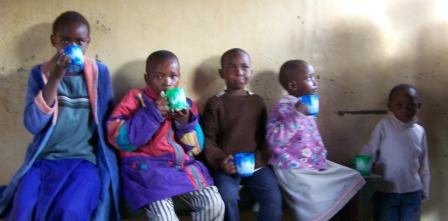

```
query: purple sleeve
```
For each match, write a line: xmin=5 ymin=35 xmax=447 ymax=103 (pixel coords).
xmin=360 ymin=120 xmax=383 ymax=163
xmin=173 ymin=99 xmax=203 ymax=155
xmin=127 ymin=100 xmax=166 ymax=147
xmin=174 ymin=114 xmax=198 ymax=136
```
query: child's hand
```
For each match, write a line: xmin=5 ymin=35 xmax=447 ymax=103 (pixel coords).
xmin=220 ymin=155 xmax=236 ymax=174
xmin=170 ymin=109 xmax=190 ymax=124
xmin=49 ymin=50 xmax=69 ymax=80
xmin=155 ymin=95 xmax=170 ymax=117
xmin=295 ymin=102 xmax=308 ymax=115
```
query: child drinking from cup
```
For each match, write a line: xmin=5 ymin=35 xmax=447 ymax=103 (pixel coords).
xmin=0 ymin=11 xmax=120 ymax=220
xmin=360 ymin=84 xmax=430 ymax=221
xmin=267 ymin=60 xmax=365 ymax=221
xmin=107 ymin=50 xmax=224 ymax=221
xmin=201 ymin=48 xmax=283 ymax=221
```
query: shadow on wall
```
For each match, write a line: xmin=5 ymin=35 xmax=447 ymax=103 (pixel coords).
xmin=18 ymin=23 xmax=53 ymax=65
xmin=416 ymin=21 xmax=448 ymax=218
xmin=191 ymin=56 xmax=224 ymax=112
xmin=8 ymin=22 xmax=52 ymax=122
xmin=7 ymin=23 xmax=53 ymax=114
xmin=112 ymin=60 xmax=146 ymax=103
xmin=248 ymin=70 xmax=284 ymax=113
xmin=314 ymin=18 xmax=388 ymax=164
xmin=0 ymin=23 xmax=51 ymax=182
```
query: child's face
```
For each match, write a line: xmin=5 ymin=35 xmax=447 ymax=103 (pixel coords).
xmin=219 ymin=52 xmax=252 ymax=91
xmin=145 ymin=58 xmax=180 ymax=94
xmin=288 ymin=64 xmax=317 ymax=97
xmin=388 ymin=88 xmax=421 ymax=123
xmin=51 ymin=22 xmax=90 ymax=52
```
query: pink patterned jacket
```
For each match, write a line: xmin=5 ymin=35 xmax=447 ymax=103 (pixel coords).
xmin=266 ymin=95 xmax=328 ymax=170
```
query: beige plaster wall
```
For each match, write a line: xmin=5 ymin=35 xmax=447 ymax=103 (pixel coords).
xmin=1 ymin=0 xmax=447 ymax=220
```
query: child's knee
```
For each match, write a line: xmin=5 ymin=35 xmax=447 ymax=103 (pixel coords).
xmin=219 ymin=189 xmax=239 ymax=203
xmin=202 ymin=195 xmax=225 ymax=219
xmin=50 ymin=205 xmax=91 ymax=220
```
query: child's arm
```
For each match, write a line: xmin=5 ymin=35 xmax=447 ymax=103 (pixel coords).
xmin=419 ymin=132 xmax=430 ymax=199
xmin=359 ymin=122 xmax=383 ymax=163
xmin=23 ymin=66 xmax=57 ymax=135
xmin=201 ymin=98 xmax=228 ymax=171
xmin=256 ymin=102 xmax=273 ymax=163
xmin=97 ymin=62 xmax=115 ymax=128
xmin=266 ymin=100 xmax=306 ymax=167
xmin=41 ymin=52 xmax=69 ymax=107
xmin=172 ymin=100 xmax=204 ymax=156
xmin=23 ymin=53 xmax=71 ymax=134
xmin=107 ymin=90 xmax=166 ymax=151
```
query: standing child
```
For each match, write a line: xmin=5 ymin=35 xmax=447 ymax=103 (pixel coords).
xmin=201 ymin=48 xmax=283 ymax=221
xmin=360 ymin=84 xmax=430 ymax=221
xmin=267 ymin=60 xmax=365 ymax=221
xmin=107 ymin=50 xmax=224 ymax=221
xmin=0 ymin=11 xmax=120 ymax=220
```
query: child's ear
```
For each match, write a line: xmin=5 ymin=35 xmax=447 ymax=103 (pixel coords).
xmin=218 ymin=68 xmax=224 ymax=79
xmin=144 ymin=73 xmax=149 ymax=84
xmin=287 ymin=81 xmax=297 ymax=91
xmin=85 ymin=36 xmax=91 ymax=48
xmin=50 ymin=34 xmax=56 ymax=47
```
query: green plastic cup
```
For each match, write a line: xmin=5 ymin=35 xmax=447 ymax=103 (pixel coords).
xmin=355 ymin=155 xmax=372 ymax=176
xmin=164 ymin=88 xmax=189 ymax=110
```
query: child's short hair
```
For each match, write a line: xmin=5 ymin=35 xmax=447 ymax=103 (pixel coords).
xmin=279 ymin=59 xmax=308 ymax=89
xmin=388 ymin=84 xmax=418 ymax=101
xmin=220 ymin=48 xmax=250 ymax=67
xmin=52 ymin=11 xmax=90 ymax=34
xmin=146 ymin=50 xmax=179 ymax=68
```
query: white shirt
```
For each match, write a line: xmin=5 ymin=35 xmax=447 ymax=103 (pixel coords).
xmin=360 ymin=115 xmax=430 ymax=198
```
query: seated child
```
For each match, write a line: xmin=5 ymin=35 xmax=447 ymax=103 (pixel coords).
xmin=360 ymin=84 xmax=430 ymax=221
xmin=266 ymin=60 xmax=365 ymax=221
xmin=0 ymin=11 xmax=120 ymax=220
xmin=107 ymin=50 xmax=224 ymax=221
xmin=201 ymin=48 xmax=283 ymax=221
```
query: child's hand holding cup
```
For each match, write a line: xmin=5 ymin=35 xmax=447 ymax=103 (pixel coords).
xmin=164 ymin=88 xmax=189 ymax=110
xmin=299 ymin=93 xmax=319 ymax=116
xmin=163 ymin=88 xmax=190 ymax=123
xmin=355 ymin=154 xmax=372 ymax=176
xmin=63 ymin=44 xmax=84 ymax=73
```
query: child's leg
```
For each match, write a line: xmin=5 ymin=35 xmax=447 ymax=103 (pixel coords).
xmin=374 ymin=192 xmax=400 ymax=221
xmin=44 ymin=159 xmax=101 ymax=220
xmin=177 ymin=186 xmax=224 ymax=221
xmin=5 ymin=162 xmax=42 ymax=221
xmin=400 ymin=190 xmax=422 ymax=221
xmin=213 ymin=171 xmax=241 ymax=221
xmin=244 ymin=167 xmax=283 ymax=221
xmin=144 ymin=198 xmax=179 ymax=221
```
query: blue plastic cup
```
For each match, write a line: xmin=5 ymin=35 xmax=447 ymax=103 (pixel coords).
xmin=63 ymin=44 xmax=84 ymax=73
xmin=233 ymin=152 xmax=255 ymax=177
xmin=300 ymin=93 xmax=319 ymax=116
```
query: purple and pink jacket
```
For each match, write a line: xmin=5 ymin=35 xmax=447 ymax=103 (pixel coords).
xmin=107 ymin=86 xmax=213 ymax=211
xmin=267 ymin=95 xmax=328 ymax=170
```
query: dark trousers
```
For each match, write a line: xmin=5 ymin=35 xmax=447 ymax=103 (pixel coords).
xmin=214 ymin=166 xmax=283 ymax=221
xmin=374 ymin=190 xmax=423 ymax=221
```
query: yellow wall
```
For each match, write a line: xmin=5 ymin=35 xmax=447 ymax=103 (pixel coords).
xmin=1 ymin=0 xmax=447 ymax=220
